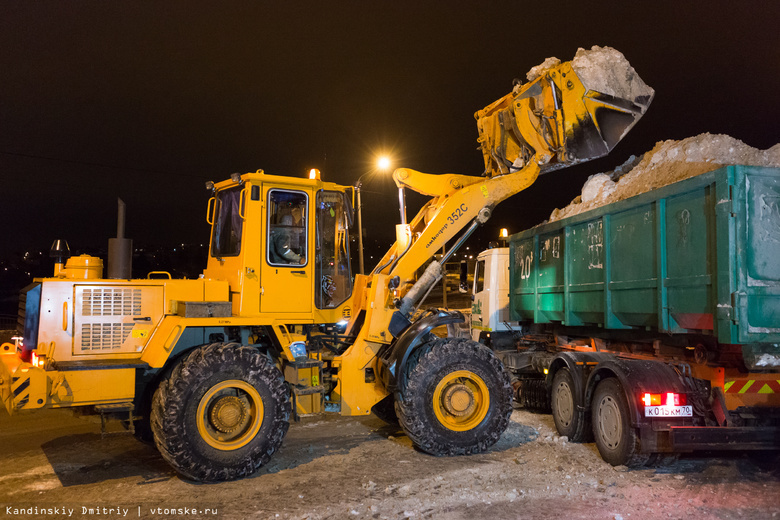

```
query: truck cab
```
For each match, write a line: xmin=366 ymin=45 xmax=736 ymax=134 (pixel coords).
xmin=470 ymin=247 xmax=517 ymax=349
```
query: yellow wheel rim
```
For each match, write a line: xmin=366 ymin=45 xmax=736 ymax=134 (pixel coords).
xmin=196 ymin=380 xmax=264 ymax=450
xmin=433 ymin=370 xmax=490 ymax=432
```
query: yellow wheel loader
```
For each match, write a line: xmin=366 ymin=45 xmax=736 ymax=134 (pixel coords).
xmin=0 ymin=47 xmax=653 ymax=481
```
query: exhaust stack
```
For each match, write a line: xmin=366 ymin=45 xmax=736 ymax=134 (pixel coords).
xmin=108 ymin=198 xmax=133 ymax=279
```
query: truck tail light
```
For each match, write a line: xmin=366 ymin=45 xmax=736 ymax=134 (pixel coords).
xmin=642 ymin=392 xmax=686 ymax=407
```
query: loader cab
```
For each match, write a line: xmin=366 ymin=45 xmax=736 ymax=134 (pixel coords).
xmin=204 ymin=171 xmax=354 ymax=321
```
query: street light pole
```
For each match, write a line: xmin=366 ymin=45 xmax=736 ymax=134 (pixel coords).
xmin=355 ymin=155 xmax=392 ymax=275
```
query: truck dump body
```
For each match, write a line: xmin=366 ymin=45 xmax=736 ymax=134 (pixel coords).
xmin=510 ymin=165 xmax=780 ymax=363
xmin=491 ymin=165 xmax=780 ymax=463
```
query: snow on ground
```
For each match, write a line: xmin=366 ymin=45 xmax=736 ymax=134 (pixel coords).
xmin=1 ymin=407 xmax=778 ymax=520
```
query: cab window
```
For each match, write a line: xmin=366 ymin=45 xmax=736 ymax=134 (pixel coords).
xmin=267 ymin=190 xmax=308 ymax=266
xmin=211 ymin=186 xmax=243 ymax=257
xmin=474 ymin=259 xmax=485 ymax=293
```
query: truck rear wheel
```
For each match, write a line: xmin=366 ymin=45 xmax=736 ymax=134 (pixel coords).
xmin=591 ymin=378 xmax=648 ymax=467
xmin=151 ymin=343 xmax=290 ymax=482
xmin=551 ymin=368 xmax=591 ymax=442
xmin=395 ymin=338 xmax=511 ymax=455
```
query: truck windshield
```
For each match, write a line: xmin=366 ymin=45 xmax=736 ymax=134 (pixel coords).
xmin=211 ymin=186 xmax=243 ymax=257
xmin=315 ymin=190 xmax=353 ymax=309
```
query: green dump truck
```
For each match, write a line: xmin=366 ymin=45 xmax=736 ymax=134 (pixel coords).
xmin=471 ymin=165 xmax=780 ymax=466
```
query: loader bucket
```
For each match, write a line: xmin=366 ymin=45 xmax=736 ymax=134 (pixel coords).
xmin=559 ymin=46 xmax=654 ymax=169
xmin=476 ymin=46 xmax=654 ymax=176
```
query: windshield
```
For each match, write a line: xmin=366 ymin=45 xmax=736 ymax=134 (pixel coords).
xmin=315 ymin=190 xmax=353 ymax=309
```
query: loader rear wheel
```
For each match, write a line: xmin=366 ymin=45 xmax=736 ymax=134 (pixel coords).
xmin=395 ymin=338 xmax=511 ymax=455
xmin=592 ymin=378 xmax=648 ymax=467
xmin=551 ymin=368 xmax=591 ymax=442
xmin=151 ymin=343 xmax=290 ymax=482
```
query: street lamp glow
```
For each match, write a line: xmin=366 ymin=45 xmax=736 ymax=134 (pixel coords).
xmin=500 ymin=228 xmax=509 ymax=238
xmin=377 ymin=156 xmax=392 ymax=171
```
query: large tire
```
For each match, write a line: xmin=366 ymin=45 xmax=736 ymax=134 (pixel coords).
xmin=151 ymin=343 xmax=290 ymax=482
xmin=395 ymin=338 xmax=512 ymax=455
xmin=551 ymin=368 xmax=591 ymax=442
xmin=591 ymin=378 xmax=648 ymax=467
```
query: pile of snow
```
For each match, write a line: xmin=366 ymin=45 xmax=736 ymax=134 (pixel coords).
xmin=549 ymin=133 xmax=780 ymax=222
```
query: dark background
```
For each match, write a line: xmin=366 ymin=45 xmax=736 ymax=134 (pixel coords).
xmin=1 ymin=1 xmax=779 ymax=305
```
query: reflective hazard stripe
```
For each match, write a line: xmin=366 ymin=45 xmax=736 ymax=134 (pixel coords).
xmin=724 ymin=380 xmax=780 ymax=394
xmin=11 ymin=376 xmax=31 ymax=408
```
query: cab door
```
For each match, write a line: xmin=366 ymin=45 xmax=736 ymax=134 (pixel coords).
xmin=261 ymin=188 xmax=312 ymax=313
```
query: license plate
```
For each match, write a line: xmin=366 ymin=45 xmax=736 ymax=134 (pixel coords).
xmin=645 ymin=405 xmax=692 ymax=417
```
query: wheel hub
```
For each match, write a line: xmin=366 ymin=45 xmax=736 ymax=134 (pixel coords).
xmin=432 ymin=370 xmax=490 ymax=432
xmin=210 ymin=395 xmax=247 ymax=433
xmin=554 ymin=382 xmax=573 ymax=426
xmin=442 ymin=384 xmax=475 ymax=417
xmin=599 ymin=396 xmax=622 ymax=448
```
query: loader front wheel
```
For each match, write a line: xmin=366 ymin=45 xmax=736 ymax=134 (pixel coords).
xmin=151 ymin=343 xmax=290 ymax=482
xmin=395 ymin=338 xmax=511 ymax=455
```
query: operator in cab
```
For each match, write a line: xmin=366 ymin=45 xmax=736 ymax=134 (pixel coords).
xmin=270 ymin=215 xmax=305 ymax=264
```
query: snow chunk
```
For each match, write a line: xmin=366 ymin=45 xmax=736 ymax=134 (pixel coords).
xmin=526 ymin=57 xmax=561 ymax=82
xmin=572 ymin=46 xmax=654 ymax=104
xmin=754 ymin=353 xmax=780 ymax=367
xmin=581 ymin=174 xmax=616 ymax=204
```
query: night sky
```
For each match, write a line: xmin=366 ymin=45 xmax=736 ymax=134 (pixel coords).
xmin=2 ymin=2 xmax=779 ymax=259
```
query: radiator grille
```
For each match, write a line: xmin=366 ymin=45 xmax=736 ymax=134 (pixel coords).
xmin=81 ymin=288 xmax=142 ymax=317
xmin=80 ymin=323 xmax=136 ymax=351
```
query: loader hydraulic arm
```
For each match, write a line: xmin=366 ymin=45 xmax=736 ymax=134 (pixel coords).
xmin=369 ymin=46 xmax=653 ymax=325
xmin=378 ymin=162 xmax=541 ymax=319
